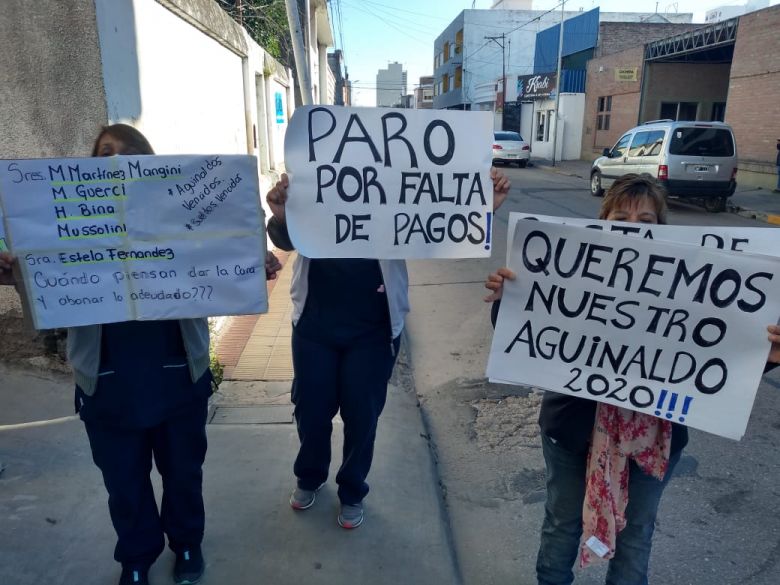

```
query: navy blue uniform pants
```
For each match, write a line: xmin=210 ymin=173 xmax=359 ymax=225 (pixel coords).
xmin=291 ymin=328 xmax=401 ymax=505
xmin=83 ymin=394 xmax=209 ymax=568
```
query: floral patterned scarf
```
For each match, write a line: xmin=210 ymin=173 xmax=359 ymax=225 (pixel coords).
xmin=580 ymin=403 xmax=672 ymax=567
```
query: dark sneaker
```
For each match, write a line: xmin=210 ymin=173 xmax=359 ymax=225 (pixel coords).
xmin=119 ymin=566 xmax=149 ymax=585
xmin=338 ymin=503 xmax=364 ymax=529
xmin=173 ymin=546 xmax=204 ymax=584
xmin=289 ymin=482 xmax=324 ymax=510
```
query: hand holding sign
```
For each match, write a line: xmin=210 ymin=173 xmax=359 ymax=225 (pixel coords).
xmin=0 ymin=251 xmax=15 ymax=286
xmin=768 ymin=324 xmax=780 ymax=363
xmin=266 ymin=173 xmax=289 ymax=223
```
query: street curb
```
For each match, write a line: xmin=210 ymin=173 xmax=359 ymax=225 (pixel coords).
xmin=532 ymin=162 xmax=587 ymax=180
xmin=399 ymin=328 xmax=466 ymax=585
xmin=534 ymin=160 xmax=780 ymax=226
xmin=729 ymin=207 xmax=780 ymax=225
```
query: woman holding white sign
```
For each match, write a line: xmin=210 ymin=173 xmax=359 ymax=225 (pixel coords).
xmin=266 ymin=168 xmax=510 ymax=529
xmin=2 ymin=124 xmax=282 ymax=585
xmin=484 ymin=174 xmax=780 ymax=585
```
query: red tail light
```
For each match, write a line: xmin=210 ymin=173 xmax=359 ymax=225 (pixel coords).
xmin=522 ymin=145 xmax=530 ymax=150
xmin=731 ymin=167 xmax=738 ymax=180
xmin=493 ymin=144 xmax=503 ymax=150
xmin=658 ymin=165 xmax=669 ymax=180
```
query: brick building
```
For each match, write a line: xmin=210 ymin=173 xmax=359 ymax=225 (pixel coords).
xmin=581 ymin=22 xmax=698 ymax=159
xmin=726 ymin=6 xmax=780 ymax=187
xmin=581 ymin=4 xmax=780 ymax=189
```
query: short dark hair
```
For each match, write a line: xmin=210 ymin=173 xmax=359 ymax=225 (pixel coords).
xmin=91 ymin=124 xmax=154 ymax=156
xmin=599 ymin=173 xmax=668 ymax=225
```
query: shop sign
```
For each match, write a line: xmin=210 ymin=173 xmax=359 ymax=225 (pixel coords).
xmin=615 ymin=67 xmax=638 ymax=82
xmin=516 ymin=73 xmax=557 ymax=100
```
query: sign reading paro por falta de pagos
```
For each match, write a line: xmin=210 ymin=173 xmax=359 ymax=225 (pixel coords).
xmin=284 ymin=105 xmax=494 ymax=259
xmin=0 ymin=154 xmax=268 ymax=329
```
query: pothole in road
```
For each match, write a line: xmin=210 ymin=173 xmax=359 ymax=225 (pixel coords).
xmin=471 ymin=393 xmax=543 ymax=454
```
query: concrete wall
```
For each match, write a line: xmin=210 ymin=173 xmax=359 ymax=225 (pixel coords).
xmin=581 ymin=45 xmax=645 ymax=159
xmin=97 ymin=0 xmax=247 ymax=155
xmin=0 ymin=1 xmax=108 ymax=157
xmin=726 ymin=4 xmax=780 ymax=188
xmin=1 ymin=0 xmax=294 ymax=247
xmin=640 ymin=62 xmax=732 ymax=122
xmin=528 ymin=94 xmax=584 ymax=161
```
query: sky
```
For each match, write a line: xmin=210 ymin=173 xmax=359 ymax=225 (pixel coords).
xmin=327 ymin=0 xmax=776 ymax=106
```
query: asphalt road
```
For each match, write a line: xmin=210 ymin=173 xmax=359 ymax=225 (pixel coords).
xmin=406 ymin=165 xmax=780 ymax=585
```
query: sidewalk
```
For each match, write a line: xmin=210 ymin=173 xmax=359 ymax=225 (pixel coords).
xmin=0 ymin=258 xmax=458 ymax=585
xmin=531 ymin=157 xmax=780 ymax=224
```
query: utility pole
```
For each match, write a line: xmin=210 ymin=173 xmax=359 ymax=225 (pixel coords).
xmin=284 ymin=0 xmax=313 ymax=105
xmin=551 ymin=0 xmax=565 ymax=167
xmin=485 ymin=33 xmax=506 ymax=130
xmin=237 ymin=0 xmax=244 ymax=26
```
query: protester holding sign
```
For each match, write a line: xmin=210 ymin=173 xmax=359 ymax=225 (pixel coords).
xmin=1 ymin=124 xmax=281 ymax=585
xmin=484 ymin=174 xmax=780 ymax=585
xmin=266 ymin=167 xmax=509 ymax=529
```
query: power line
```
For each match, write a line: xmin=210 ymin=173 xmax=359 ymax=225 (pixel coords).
xmin=357 ymin=0 xmax=451 ymax=21
xmin=341 ymin=0 xmax=432 ymax=47
xmin=341 ymin=0 xmax=432 ymax=39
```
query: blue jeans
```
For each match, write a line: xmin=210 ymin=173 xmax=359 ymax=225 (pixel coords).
xmin=536 ymin=434 xmax=681 ymax=585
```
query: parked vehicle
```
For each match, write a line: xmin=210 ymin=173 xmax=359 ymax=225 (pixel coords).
xmin=492 ymin=131 xmax=531 ymax=168
xmin=590 ymin=120 xmax=738 ymax=212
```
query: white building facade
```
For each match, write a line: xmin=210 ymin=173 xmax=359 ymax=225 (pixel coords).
xmin=376 ymin=62 xmax=408 ymax=107
xmin=432 ymin=9 xmax=692 ymax=113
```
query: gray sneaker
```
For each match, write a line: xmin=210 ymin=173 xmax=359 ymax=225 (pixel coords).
xmin=337 ymin=503 xmax=364 ymax=529
xmin=289 ymin=483 xmax=324 ymax=510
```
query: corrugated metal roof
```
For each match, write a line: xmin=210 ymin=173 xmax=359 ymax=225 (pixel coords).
xmin=534 ymin=7 xmax=599 ymax=73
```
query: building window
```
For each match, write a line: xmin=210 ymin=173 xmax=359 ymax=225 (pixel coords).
xmin=455 ymin=66 xmax=463 ymax=89
xmin=455 ymin=29 xmax=463 ymax=55
xmin=443 ymin=42 xmax=450 ymax=62
xmin=423 ymin=89 xmax=433 ymax=102
xmin=597 ymin=95 xmax=612 ymax=131
xmin=660 ymin=101 xmax=699 ymax=121
xmin=443 ymin=74 xmax=450 ymax=93
xmin=711 ymin=102 xmax=726 ymax=122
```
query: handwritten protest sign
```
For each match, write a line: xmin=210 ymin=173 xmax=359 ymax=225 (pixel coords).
xmin=507 ymin=212 xmax=780 ymax=262
xmin=0 ymin=154 xmax=267 ymax=329
xmin=487 ymin=220 xmax=780 ymax=440
xmin=284 ymin=105 xmax=493 ymax=259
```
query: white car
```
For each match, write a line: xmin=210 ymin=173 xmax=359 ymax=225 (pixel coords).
xmin=492 ymin=131 xmax=530 ymax=168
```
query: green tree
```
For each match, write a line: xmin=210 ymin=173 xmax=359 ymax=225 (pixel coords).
xmin=219 ymin=0 xmax=295 ymax=67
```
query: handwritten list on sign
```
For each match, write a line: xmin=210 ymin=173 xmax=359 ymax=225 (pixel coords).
xmin=0 ymin=154 xmax=267 ymax=329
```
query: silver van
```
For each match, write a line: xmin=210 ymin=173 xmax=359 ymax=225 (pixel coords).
xmin=590 ymin=120 xmax=738 ymax=212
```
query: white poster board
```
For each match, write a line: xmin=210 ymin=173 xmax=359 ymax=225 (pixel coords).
xmin=284 ymin=105 xmax=494 ymax=259
xmin=487 ymin=220 xmax=780 ymax=440
xmin=0 ymin=154 xmax=267 ymax=329
xmin=508 ymin=213 xmax=780 ymax=262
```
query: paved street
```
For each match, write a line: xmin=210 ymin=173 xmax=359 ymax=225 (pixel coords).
xmin=406 ymin=164 xmax=780 ymax=585
xmin=2 ymin=164 xmax=780 ymax=585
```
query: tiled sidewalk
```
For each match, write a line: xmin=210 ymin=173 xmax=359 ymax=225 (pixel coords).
xmin=216 ymin=252 xmax=295 ymax=381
